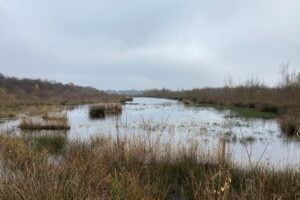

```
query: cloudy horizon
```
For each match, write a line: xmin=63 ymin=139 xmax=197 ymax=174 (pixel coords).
xmin=0 ymin=0 xmax=300 ymax=90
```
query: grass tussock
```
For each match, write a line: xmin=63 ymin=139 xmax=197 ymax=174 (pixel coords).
xmin=89 ymin=103 xmax=122 ymax=119
xmin=121 ymin=96 xmax=134 ymax=103
xmin=280 ymin=113 xmax=300 ymax=136
xmin=19 ymin=112 xmax=70 ymax=130
xmin=0 ymin=135 xmax=299 ymax=199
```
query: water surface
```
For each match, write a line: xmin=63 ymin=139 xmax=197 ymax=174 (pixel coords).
xmin=1 ymin=97 xmax=299 ymax=169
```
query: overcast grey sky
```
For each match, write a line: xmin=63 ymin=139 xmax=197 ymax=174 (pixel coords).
xmin=0 ymin=0 xmax=299 ymax=90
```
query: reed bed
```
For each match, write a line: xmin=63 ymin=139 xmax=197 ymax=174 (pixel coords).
xmin=0 ymin=134 xmax=299 ymax=199
xmin=89 ymin=103 xmax=122 ymax=119
xmin=19 ymin=112 xmax=70 ymax=130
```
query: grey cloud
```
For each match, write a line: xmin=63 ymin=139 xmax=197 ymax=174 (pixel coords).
xmin=0 ymin=0 xmax=299 ymax=89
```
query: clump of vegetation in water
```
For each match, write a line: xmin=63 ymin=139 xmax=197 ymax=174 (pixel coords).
xmin=280 ymin=113 xmax=300 ymax=136
xmin=239 ymin=136 xmax=256 ymax=144
xmin=89 ymin=103 xmax=122 ymax=119
xmin=120 ymin=96 xmax=133 ymax=103
xmin=223 ymin=132 xmax=238 ymax=143
xmin=19 ymin=112 xmax=70 ymax=130
xmin=0 ymin=135 xmax=299 ymax=199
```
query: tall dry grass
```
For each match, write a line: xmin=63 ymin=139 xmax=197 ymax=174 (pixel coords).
xmin=89 ymin=103 xmax=122 ymax=119
xmin=0 ymin=134 xmax=299 ymax=199
xmin=19 ymin=112 xmax=70 ymax=130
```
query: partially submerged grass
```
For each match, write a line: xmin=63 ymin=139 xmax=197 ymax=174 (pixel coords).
xmin=227 ymin=108 xmax=278 ymax=119
xmin=0 ymin=134 xmax=299 ymax=199
xmin=183 ymin=101 xmax=279 ymax=119
xmin=120 ymin=96 xmax=134 ymax=103
xmin=89 ymin=105 xmax=105 ymax=118
xmin=31 ymin=134 xmax=67 ymax=154
xmin=223 ymin=132 xmax=238 ymax=143
xmin=19 ymin=112 xmax=70 ymax=130
xmin=239 ymin=136 xmax=257 ymax=144
xmin=89 ymin=103 xmax=122 ymax=119
xmin=280 ymin=114 xmax=300 ymax=136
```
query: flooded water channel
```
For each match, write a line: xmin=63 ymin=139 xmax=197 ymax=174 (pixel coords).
xmin=1 ymin=97 xmax=299 ymax=169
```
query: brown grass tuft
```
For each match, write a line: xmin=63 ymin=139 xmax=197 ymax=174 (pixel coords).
xmin=19 ymin=112 xmax=70 ymax=130
xmin=89 ymin=103 xmax=122 ymax=119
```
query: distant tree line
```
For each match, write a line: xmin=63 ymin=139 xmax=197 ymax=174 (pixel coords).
xmin=0 ymin=73 xmax=119 ymax=106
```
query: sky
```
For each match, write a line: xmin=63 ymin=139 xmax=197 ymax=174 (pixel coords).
xmin=0 ymin=0 xmax=300 ymax=90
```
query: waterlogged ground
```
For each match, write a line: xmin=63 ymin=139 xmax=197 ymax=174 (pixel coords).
xmin=1 ymin=97 xmax=300 ymax=169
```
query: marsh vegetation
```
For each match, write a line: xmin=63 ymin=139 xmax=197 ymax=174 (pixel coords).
xmin=144 ymin=67 xmax=300 ymax=137
xmin=89 ymin=103 xmax=122 ymax=119
xmin=0 ymin=134 xmax=299 ymax=199
xmin=19 ymin=112 xmax=70 ymax=130
xmin=0 ymin=74 xmax=299 ymax=199
xmin=2 ymin=98 xmax=299 ymax=167
xmin=0 ymin=74 xmax=127 ymax=120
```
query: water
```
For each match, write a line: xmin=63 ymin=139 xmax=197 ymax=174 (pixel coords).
xmin=1 ymin=97 xmax=300 ymax=169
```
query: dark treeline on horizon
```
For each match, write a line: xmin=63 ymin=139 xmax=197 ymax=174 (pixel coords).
xmin=0 ymin=73 xmax=120 ymax=106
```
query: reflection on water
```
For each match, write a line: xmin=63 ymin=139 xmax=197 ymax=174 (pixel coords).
xmin=1 ymin=97 xmax=299 ymax=169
